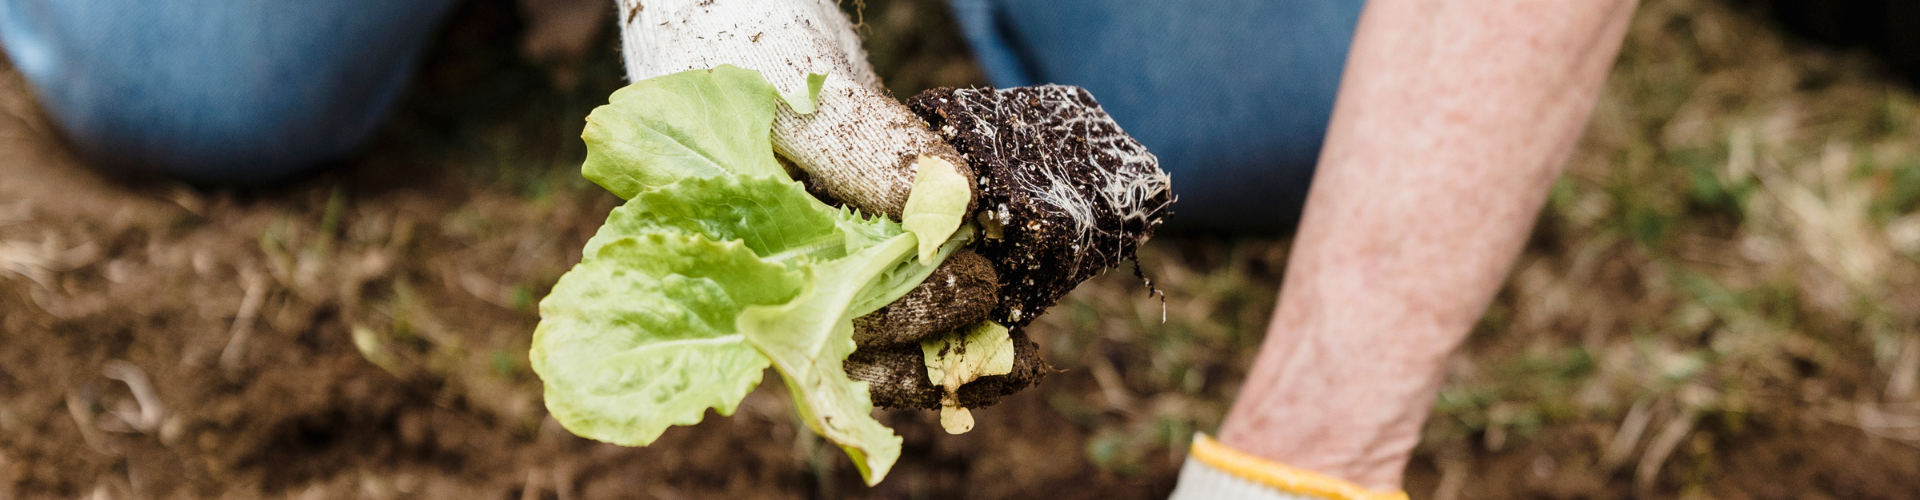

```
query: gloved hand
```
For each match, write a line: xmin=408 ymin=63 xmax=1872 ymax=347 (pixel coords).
xmin=611 ymin=0 xmax=1043 ymax=410
xmin=615 ymin=0 xmax=963 ymax=218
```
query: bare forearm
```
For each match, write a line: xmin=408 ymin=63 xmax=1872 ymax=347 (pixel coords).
xmin=1217 ymin=0 xmax=1635 ymax=490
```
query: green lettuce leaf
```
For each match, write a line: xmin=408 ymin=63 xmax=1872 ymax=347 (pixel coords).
xmin=739 ymin=234 xmax=916 ymax=480
xmin=580 ymin=65 xmax=795 ymax=199
xmin=531 ymin=232 xmax=797 ymax=445
xmin=849 ymin=224 xmax=976 ymax=319
xmin=780 ymin=72 xmax=829 ymax=115
xmin=737 ymin=225 xmax=974 ymax=480
xmin=902 ymin=155 xmax=971 ymax=264
xmin=534 ymin=65 xmax=971 ymax=486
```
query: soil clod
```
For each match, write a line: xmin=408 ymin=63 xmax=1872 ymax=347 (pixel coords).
xmin=908 ymin=85 xmax=1172 ymax=328
xmin=846 ymin=324 xmax=1048 ymax=409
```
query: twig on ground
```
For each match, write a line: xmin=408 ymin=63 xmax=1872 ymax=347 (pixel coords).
xmin=220 ymin=269 xmax=270 ymax=373
xmin=1089 ymin=355 xmax=1138 ymax=414
xmin=1849 ymin=401 xmax=1920 ymax=446
xmin=101 ymin=360 xmax=164 ymax=433
xmin=1635 ymin=410 xmax=1698 ymax=493
xmin=1601 ymin=398 xmax=1654 ymax=472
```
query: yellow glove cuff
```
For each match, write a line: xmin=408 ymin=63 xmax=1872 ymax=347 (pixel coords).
xmin=1168 ymin=433 xmax=1409 ymax=500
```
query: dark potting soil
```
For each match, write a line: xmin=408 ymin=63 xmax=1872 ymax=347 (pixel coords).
xmin=844 ymin=323 xmax=1049 ymax=410
xmin=908 ymin=85 xmax=1173 ymax=329
xmin=852 ymin=85 xmax=1169 ymax=410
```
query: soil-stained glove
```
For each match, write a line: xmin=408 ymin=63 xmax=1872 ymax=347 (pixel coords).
xmin=1168 ymin=434 xmax=1410 ymax=500
xmin=614 ymin=0 xmax=968 ymax=218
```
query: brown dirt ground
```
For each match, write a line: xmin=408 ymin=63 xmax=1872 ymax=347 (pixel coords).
xmin=0 ymin=2 xmax=1163 ymax=499
xmin=4 ymin=0 xmax=1920 ymax=499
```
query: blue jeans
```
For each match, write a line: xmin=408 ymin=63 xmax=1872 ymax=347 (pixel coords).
xmin=950 ymin=0 xmax=1365 ymax=234
xmin=3 ymin=0 xmax=1359 ymax=233
xmin=0 ymin=0 xmax=455 ymax=184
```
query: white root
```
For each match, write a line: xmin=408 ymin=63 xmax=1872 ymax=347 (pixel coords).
xmin=954 ymin=85 xmax=1173 ymax=274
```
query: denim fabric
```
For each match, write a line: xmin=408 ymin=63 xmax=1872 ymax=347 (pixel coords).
xmin=0 ymin=0 xmax=456 ymax=183
xmin=949 ymin=0 xmax=1365 ymax=234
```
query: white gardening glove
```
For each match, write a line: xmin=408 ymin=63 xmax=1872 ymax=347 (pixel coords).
xmin=613 ymin=0 xmax=970 ymax=219
xmin=1168 ymin=434 xmax=1410 ymax=500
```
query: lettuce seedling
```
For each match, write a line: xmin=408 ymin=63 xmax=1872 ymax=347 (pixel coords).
xmin=532 ymin=65 xmax=970 ymax=484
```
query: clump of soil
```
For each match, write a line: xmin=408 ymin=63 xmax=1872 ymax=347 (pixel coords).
xmin=908 ymin=85 xmax=1173 ymax=328
xmin=845 ymin=324 xmax=1047 ymax=410
xmin=848 ymin=85 xmax=1169 ymax=411
xmin=846 ymin=249 xmax=1048 ymax=411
